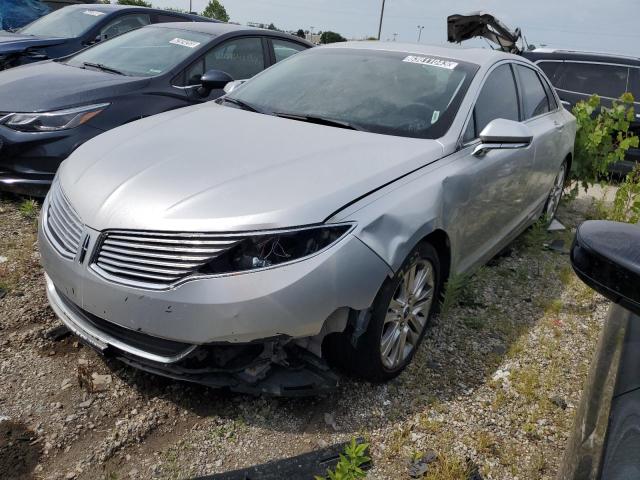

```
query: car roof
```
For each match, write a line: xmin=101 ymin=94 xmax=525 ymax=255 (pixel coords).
xmin=320 ymin=41 xmax=522 ymax=65
xmin=151 ymin=22 xmax=315 ymax=45
xmin=523 ymin=48 xmax=640 ymax=67
xmin=64 ymin=3 xmax=209 ymax=21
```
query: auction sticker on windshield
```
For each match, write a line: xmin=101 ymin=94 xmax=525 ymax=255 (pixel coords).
xmin=170 ymin=38 xmax=201 ymax=48
xmin=83 ymin=10 xmax=105 ymax=16
xmin=402 ymin=56 xmax=458 ymax=70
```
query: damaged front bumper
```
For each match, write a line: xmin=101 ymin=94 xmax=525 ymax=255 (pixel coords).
xmin=46 ymin=276 xmax=339 ymax=396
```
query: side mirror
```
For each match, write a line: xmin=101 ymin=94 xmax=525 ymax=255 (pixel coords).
xmin=199 ymin=69 xmax=233 ymax=96
xmin=84 ymin=35 xmax=102 ymax=46
xmin=223 ymin=79 xmax=247 ymax=94
xmin=472 ymin=118 xmax=533 ymax=157
xmin=571 ymin=220 xmax=640 ymax=316
xmin=560 ymin=100 xmax=572 ymax=110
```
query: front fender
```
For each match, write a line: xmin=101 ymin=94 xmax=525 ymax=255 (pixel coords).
xmin=328 ymin=159 xmax=449 ymax=273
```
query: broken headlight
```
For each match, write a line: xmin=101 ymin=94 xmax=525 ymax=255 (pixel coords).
xmin=3 ymin=103 xmax=109 ymax=132
xmin=200 ymin=224 xmax=352 ymax=275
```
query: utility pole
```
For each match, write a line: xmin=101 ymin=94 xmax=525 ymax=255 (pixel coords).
xmin=417 ymin=25 xmax=424 ymax=43
xmin=377 ymin=0 xmax=385 ymax=40
xmin=189 ymin=0 xmax=192 ymax=13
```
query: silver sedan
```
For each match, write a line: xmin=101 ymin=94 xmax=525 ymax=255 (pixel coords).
xmin=38 ymin=42 xmax=575 ymax=393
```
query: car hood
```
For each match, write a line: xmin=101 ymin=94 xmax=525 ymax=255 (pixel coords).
xmin=0 ymin=60 xmax=149 ymax=112
xmin=0 ymin=31 xmax=66 ymax=55
xmin=59 ymin=102 xmax=445 ymax=232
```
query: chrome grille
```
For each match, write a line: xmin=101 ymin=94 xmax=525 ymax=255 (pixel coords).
xmin=44 ymin=183 xmax=83 ymax=259
xmin=93 ymin=231 xmax=244 ymax=287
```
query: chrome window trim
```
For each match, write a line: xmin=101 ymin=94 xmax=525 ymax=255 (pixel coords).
xmin=89 ymin=222 xmax=356 ymax=291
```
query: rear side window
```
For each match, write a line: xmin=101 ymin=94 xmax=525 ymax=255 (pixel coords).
xmin=537 ymin=61 xmax=562 ymax=84
xmin=515 ymin=65 xmax=550 ymax=119
xmin=628 ymin=68 xmax=640 ymax=102
xmin=154 ymin=14 xmax=190 ymax=23
xmin=473 ymin=64 xmax=519 ymax=136
xmin=558 ymin=62 xmax=629 ymax=99
xmin=272 ymin=39 xmax=306 ymax=63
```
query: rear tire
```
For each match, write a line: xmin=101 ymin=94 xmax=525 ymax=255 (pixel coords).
xmin=542 ymin=160 xmax=567 ymax=224
xmin=329 ymin=242 xmax=441 ymax=383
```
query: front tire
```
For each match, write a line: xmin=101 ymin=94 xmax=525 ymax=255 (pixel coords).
xmin=338 ymin=242 xmax=441 ymax=383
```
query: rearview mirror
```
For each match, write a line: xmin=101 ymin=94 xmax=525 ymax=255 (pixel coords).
xmin=199 ymin=69 xmax=234 ymax=96
xmin=472 ymin=118 xmax=533 ymax=157
xmin=571 ymin=220 xmax=640 ymax=316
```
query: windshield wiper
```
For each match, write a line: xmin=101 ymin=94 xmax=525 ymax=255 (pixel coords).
xmin=217 ymin=96 xmax=267 ymax=114
xmin=82 ymin=62 xmax=125 ymax=76
xmin=273 ymin=112 xmax=364 ymax=131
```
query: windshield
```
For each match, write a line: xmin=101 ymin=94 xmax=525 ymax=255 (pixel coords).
xmin=66 ymin=27 xmax=211 ymax=77
xmin=20 ymin=7 xmax=106 ymax=38
xmin=229 ymin=48 xmax=478 ymax=139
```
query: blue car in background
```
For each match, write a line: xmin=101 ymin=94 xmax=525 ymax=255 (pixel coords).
xmin=0 ymin=3 xmax=212 ymax=70
xmin=0 ymin=0 xmax=51 ymax=31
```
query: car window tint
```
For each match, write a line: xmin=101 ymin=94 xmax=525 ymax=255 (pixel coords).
xmin=537 ymin=61 xmax=562 ymax=84
xmin=155 ymin=14 xmax=189 ymax=23
xmin=474 ymin=64 xmax=519 ymax=135
xmin=540 ymin=73 xmax=558 ymax=110
xmin=272 ymin=39 xmax=306 ymax=63
xmin=516 ymin=65 xmax=550 ymax=119
xmin=629 ymin=68 xmax=640 ymax=102
xmin=204 ymin=37 xmax=265 ymax=80
xmin=463 ymin=112 xmax=476 ymax=143
xmin=99 ymin=13 xmax=150 ymax=41
xmin=558 ymin=62 xmax=629 ymax=98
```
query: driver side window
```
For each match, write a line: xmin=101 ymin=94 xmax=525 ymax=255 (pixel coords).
xmin=182 ymin=37 xmax=266 ymax=86
xmin=99 ymin=14 xmax=151 ymax=41
xmin=465 ymin=64 xmax=519 ymax=141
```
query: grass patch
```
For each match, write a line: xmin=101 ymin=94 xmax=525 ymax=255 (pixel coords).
xmin=423 ymin=453 xmax=471 ymax=480
xmin=19 ymin=199 xmax=39 ymax=219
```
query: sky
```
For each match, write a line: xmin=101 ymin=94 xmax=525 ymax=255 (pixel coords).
xmin=146 ymin=0 xmax=640 ymax=57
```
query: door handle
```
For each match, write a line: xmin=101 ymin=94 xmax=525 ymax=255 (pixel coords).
xmin=553 ymin=121 xmax=564 ymax=131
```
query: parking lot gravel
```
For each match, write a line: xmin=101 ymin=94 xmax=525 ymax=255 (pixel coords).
xmin=0 ymin=191 xmax=609 ymax=480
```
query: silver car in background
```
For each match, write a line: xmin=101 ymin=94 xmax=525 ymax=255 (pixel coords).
xmin=38 ymin=42 xmax=576 ymax=394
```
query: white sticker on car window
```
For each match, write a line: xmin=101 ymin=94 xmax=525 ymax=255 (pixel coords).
xmin=169 ymin=38 xmax=201 ymax=48
xmin=431 ymin=110 xmax=440 ymax=124
xmin=402 ymin=55 xmax=458 ymax=70
xmin=83 ymin=10 xmax=105 ymax=16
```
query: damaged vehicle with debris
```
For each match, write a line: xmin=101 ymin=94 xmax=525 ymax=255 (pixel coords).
xmin=448 ymin=11 xmax=640 ymax=173
xmin=38 ymin=42 xmax=575 ymax=395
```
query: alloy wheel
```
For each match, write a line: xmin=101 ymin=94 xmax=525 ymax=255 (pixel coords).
xmin=380 ymin=259 xmax=435 ymax=369
xmin=546 ymin=162 xmax=567 ymax=219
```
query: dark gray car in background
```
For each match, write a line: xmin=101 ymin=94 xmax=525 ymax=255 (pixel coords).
xmin=0 ymin=3 xmax=211 ymax=70
xmin=0 ymin=22 xmax=312 ymax=195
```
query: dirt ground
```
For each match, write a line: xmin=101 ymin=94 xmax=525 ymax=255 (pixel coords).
xmin=0 ymin=191 xmax=610 ymax=480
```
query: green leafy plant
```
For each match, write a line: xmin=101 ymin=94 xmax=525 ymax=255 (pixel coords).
xmin=19 ymin=199 xmax=38 ymax=219
xmin=601 ymin=165 xmax=640 ymax=223
xmin=316 ymin=438 xmax=370 ymax=480
xmin=572 ymin=93 xmax=639 ymax=188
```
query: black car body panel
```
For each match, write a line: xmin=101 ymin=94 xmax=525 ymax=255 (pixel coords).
xmin=560 ymin=220 xmax=640 ymax=479
xmin=523 ymin=49 xmax=640 ymax=173
xmin=0 ymin=22 xmax=313 ymax=195
xmin=0 ymin=4 xmax=213 ymax=70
